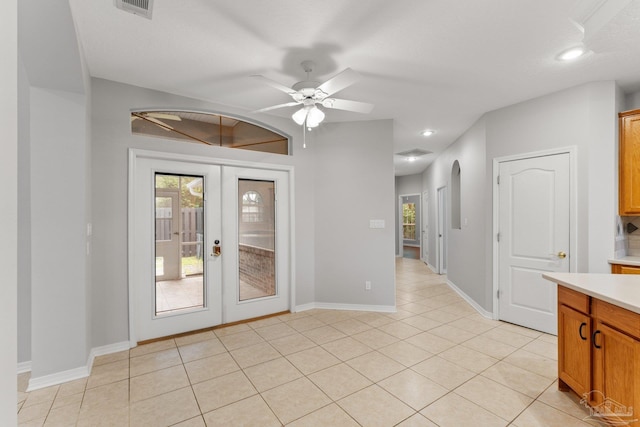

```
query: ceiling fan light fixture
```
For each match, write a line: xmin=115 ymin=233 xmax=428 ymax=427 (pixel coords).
xmin=421 ymin=129 xmax=435 ymax=137
xmin=306 ymin=106 xmax=325 ymax=128
xmin=292 ymin=107 xmax=308 ymax=125
xmin=557 ymin=45 xmax=586 ymax=61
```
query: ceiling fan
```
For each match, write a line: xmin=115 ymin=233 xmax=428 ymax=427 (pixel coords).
xmin=131 ymin=112 xmax=182 ymax=130
xmin=252 ymin=60 xmax=374 ymax=128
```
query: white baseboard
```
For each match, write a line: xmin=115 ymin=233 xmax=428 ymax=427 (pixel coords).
xmin=27 ymin=365 xmax=90 ymax=392
xmin=425 ymin=262 xmax=437 ymax=273
xmin=17 ymin=361 xmax=31 ymax=374
xmin=26 ymin=340 xmax=131 ymax=392
xmin=297 ymin=302 xmax=396 ymax=313
xmin=446 ymin=279 xmax=494 ymax=319
xmin=87 ymin=341 xmax=132 ymax=373
xmin=294 ymin=302 xmax=316 ymax=312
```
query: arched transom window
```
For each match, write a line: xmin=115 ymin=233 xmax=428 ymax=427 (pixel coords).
xmin=131 ymin=111 xmax=290 ymax=155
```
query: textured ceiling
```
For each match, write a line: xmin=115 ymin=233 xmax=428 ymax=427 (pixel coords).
xmin=67 ymin=0 xmax=640 ymax=175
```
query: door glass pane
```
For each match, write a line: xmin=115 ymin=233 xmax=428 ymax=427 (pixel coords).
xmin=238 ymin=179 xmax=276 ymax=301
xmin=155 ymin=173 xmax=205 ymax=315
xmin=403 ymin=203 xmax=416 ymax=240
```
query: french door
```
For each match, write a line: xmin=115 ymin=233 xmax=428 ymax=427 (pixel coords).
xmin=131 ymin=156 xmax=290 ymax=342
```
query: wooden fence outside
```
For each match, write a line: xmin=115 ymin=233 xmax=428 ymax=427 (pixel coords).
xmin=156 ymin=207 xmax=204 ymax=257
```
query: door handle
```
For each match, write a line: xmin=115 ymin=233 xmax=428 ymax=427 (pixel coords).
xmin=212 ymin=239 xmax=221 ymax=257
xmin=592 ymin=330 xmax=601 ymax=349
xmin=557 ymin=251 xmax=567 ymax=259
xmin=579 ymin=322 xmax=587 ymax=340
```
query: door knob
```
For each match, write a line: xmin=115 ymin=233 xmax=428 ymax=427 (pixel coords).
xmin=557 ymin=251 xmax=567 ymax=259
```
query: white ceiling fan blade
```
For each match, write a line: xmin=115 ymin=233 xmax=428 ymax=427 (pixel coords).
xmin=251 ymin=75 xmax=296 ymax=95
xmin=322 ymin=98 xmax=374 ymax=114
xmin=131 ymin=113 xmax=173 ymax=130
xmin=252 ymin=101 xmax=301 ymax=113
xmin=145 ymin=112 xmax=182 ymax=121
xmin=317 ymin=68 xmax=360 ymax=97
xmin=145 ymin=116 xmax=174 ymax=131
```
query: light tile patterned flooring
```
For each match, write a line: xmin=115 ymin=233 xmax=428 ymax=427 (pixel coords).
xmin=17 ymin=258 xmax=593 ymax=426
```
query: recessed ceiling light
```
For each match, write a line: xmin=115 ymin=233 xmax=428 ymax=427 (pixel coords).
xmin=421 ymin=130 xmax=435 ymax=137
xmin=557 ymin=45 xmax=586 ymax=61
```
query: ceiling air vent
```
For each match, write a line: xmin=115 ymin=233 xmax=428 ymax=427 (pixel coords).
xmin=115 ymin=0 xmax=154 ymax=19
xmin=396 ymin=148 xmax=432 ymax=158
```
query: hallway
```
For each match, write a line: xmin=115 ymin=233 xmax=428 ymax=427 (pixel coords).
xmin=17 ymin=258 xmax=590 ymax=426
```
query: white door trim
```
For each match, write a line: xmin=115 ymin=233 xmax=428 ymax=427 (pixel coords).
xmin=492 ymin=146 xmax=577 ymax=321
xmin=398 ymin=193 xmax=421 ymax=256
xmin=128 ymin=149 xmax=296 ymax=345
xmin=436 ymin=186 xmax=447 ymax=275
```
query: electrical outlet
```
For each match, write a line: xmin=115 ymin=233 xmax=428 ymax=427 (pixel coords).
xmin=365 ymin=281 xmax=372 ymax=291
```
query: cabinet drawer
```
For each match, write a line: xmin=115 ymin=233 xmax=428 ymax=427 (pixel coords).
xmin=611 ymin=264 xmax=640 ymax=274
xmin=558 ymin=285 xmax=590 ymax=314
xmin=593 ymin=298 xmax=640 ymax=339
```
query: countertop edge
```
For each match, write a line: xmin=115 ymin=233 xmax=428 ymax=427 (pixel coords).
xmin=542 ymin=272 xmax=640 ymax=315
xmin=608 ymin=256 xmax=640 ymax=267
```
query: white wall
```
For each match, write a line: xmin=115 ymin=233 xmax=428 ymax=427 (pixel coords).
xmin=16 ymin=0 xmax=94 ymax=386
xmin=313 ymin=120 xmax=396 ymax=308
xmin=30 ymin=87 xmax=90 ymax=378
xmin=586 ymin=82 xmax=621 ymax=273
xmin=626 ymin=90 xmax=640 ymax=110
xmin=423 ymin=81 xmax=620 ymax=312
xmin=0 ymin=0 xmax=18 ymax=423
xmin=422 ymin=118 xmax=487 ymax=304
xmin=18 ymin=57 xmax=31 ymax=365
xmin=486 ymin=82 xmax=619 ymax=277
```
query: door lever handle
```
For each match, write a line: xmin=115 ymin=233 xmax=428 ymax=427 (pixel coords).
xmin=550 ymin=251 xmax=567 ymax=260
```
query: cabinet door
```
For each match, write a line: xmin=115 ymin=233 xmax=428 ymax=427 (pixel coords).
xmin=592 ymin=321 xmax=640 ymax=426
xmin=619 ymin=111 xmax=640 ymax=215
xmin=558 ymin=304 xmax=591 ymax=397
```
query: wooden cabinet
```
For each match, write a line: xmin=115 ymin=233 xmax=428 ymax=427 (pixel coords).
xmin=557 ymin=285 xmax=640 ymax=426
xmin=558 ymin=303 xmax=591 ymax=396
xmin=591 ymin=321 xmax=640 ymax=421
xmin=619 ymin=109 xmax=640 ymax=215
xmin=611 ymin=263 xmax=640 ymax=274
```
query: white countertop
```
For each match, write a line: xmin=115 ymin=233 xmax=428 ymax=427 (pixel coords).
xmin=542 ymin=273 xmax=640 ymax=315
xmin=608 ymin=256 xmax=640 ymax=267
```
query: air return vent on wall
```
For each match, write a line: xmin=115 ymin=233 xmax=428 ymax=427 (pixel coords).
xmin=115 ymin=0 xmax=154 ymax=19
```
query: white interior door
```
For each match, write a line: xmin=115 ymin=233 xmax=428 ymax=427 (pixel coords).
xmin=422 ymin=191 xmax=429 ymax=262
xmin=437 ymin=186 xmax=447 ymax=274
xmin=133 ymin=158 xmax=222 ymax=342
xmin=497 ymin=153 xmax=570 ymax=334
xmin=222 ymin=167 xmax=290 ymax=323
